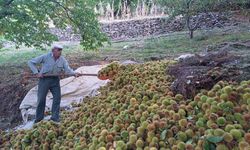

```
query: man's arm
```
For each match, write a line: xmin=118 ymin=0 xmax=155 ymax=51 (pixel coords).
xmin=27 ymin=54 xmax=45 ymax=74
xmin=62 ymin=58 xmax=75 ymax=75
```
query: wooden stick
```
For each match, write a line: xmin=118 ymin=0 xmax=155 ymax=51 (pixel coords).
xmin=25 ymin=73 xmax=98 ymax=78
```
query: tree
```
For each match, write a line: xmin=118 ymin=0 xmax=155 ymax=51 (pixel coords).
xmin=158 ymin=0 xmax=249 ymax=39
xmin=0 ymin=0 xmax=108 ymax=50
xmin=98 ymin=0 xmax=157 ymax=19
xmin=99 ymin=0 xmax=137 ymax=19
xmin=158 ymin=0 xmax=221 ymax=39
xmin=158 ymin=0 xmax=250 ymax=39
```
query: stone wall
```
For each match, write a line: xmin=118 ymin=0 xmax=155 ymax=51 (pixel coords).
xmin=50 ymin=13 xmax=233 ymax=41
xmin=101 ymin=17 xmax=184 ymax=41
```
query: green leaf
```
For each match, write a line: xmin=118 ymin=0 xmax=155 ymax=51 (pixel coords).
xmin=160 ymin=129 xmax=167 ymax=140
xmin=125 ymin=114 xmax=129 ymax=120
xmin=186 ymin=139 xmax=193 ymax=144
xmin=187 ymin=116 xmax=193 ymax=120
xmin=210 ymin=143 xmax=216 ymax=150
xmin=204 ymin=140 xmax=216 ymax=150
xmin=204 ymin=141 xmax=210 ymax=150
xmin=0 ymin=0 xmax=108 ymax=50
xmin=206 ymin=136 xmax=223 ymax=143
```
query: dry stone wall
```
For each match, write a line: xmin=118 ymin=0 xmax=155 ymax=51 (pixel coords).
xmin=50 ymin=13 xmax=233 ymax=41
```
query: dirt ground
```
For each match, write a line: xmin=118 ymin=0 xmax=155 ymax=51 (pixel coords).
xmin=0 ymin=65 xmax=33 ymax=130
xmin=0 ymin=60 xmax=106 ymax=130
xmin=169 ymin=41 xmax=250 ymax=98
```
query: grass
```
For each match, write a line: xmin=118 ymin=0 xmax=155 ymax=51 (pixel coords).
xmin=145 ymin=27 xmax=250 ymax=53
xmin=0 ymin=24 xmax=250 ymax=66
xmin=0 ymin=43 xmax=81 ymax=65
xmin=99 ymin=25 xmax=250 ymax=61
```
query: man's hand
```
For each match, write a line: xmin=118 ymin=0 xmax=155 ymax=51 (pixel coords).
xmin=74 ymin=73 xmax=81 ymax=77
xmin=36 ymin=73 xmax=43 ymax=78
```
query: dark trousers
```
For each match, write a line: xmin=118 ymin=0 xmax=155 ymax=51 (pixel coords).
xmin=35 ymin=77 xmax=61 ymax=123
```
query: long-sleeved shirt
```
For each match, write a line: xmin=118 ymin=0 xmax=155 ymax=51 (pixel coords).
xmin=27 ymin=52 xmax=75 ymax=75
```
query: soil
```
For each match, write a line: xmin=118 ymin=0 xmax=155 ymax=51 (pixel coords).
xmin=168 ymin=40 xmax=250 ymax=99
xmin=0 ymin=65 xmax=33 ymax=130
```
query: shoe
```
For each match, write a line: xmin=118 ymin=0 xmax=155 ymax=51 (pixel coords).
xmin=34 ymin=119 xmax=42 ymax=124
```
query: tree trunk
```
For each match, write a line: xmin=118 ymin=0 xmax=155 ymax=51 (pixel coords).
xmin=186 ymin=16 xmax=192 ymax=39
xmin=189 ymin=30 xmax=194 ymax=39
xmin=116 ymin=0 xmax=122 ymax=19
xmin=111 ymin=0 xmax=114 ymax=20
xmin=186 ymin=15 xmax=198 ymax=39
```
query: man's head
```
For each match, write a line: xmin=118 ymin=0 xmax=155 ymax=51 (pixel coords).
xmin=52 ymin=44 xmax=63 ymax=58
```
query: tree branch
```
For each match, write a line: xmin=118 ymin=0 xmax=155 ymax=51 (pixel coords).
xmin=4 ymin=0 xmax=14 ymax=6
xmin=209 ymin=12 xmax=224 ymax=27
xmin=0 ymin=0 xmax=15 ymax=19
xmin=191 ymin=14 xmax=202 ymax=30
xmin=50 ymin=0 xmax=80 ymax=28
xmin=0 ymin=11 xmax=13 ymax=20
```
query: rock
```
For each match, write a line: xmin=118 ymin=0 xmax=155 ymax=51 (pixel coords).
xmin=120 ymin=60 xmax=138 ymax=65
xmin=175 ymin=54 xmax=196 ymax=62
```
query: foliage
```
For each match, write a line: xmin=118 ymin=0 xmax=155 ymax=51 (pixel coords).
xmin=157 ymin=0 xmax=249 ymax=39
xmin=0 ymin=0 xmax=108 ymax=50
xmin=98 ymin=0 xmax=159 ymax=19
xmin=157 ymin=0 xmax=220 ymax=39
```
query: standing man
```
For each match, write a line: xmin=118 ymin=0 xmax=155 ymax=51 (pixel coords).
xmin=28 ymin=44 xmax=79 ymax=123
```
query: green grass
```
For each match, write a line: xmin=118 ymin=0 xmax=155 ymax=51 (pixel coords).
xmin=99 ymin=26 xmax=250 ymax=61
xmin=0 ymin=25 xmax=250 ymax=65
xmin=0 ymin=43 xmax=82 ymax=65
xmin=145 ymin=28 xmax=250 ymax=53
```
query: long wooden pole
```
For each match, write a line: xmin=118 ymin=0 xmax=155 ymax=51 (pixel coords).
xmin=25 ymin=73 xmax=98 ymax=78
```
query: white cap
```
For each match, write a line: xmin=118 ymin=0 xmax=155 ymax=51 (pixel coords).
xmin=52 ymin=44 xmax=63 ymax=49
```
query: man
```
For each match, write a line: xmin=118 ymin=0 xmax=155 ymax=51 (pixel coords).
xmin=28 ymin=44 xmax=79 ymax=123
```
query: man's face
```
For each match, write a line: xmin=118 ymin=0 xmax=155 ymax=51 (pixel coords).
xmin=52 ymin=48 xmax=62 ymax=58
